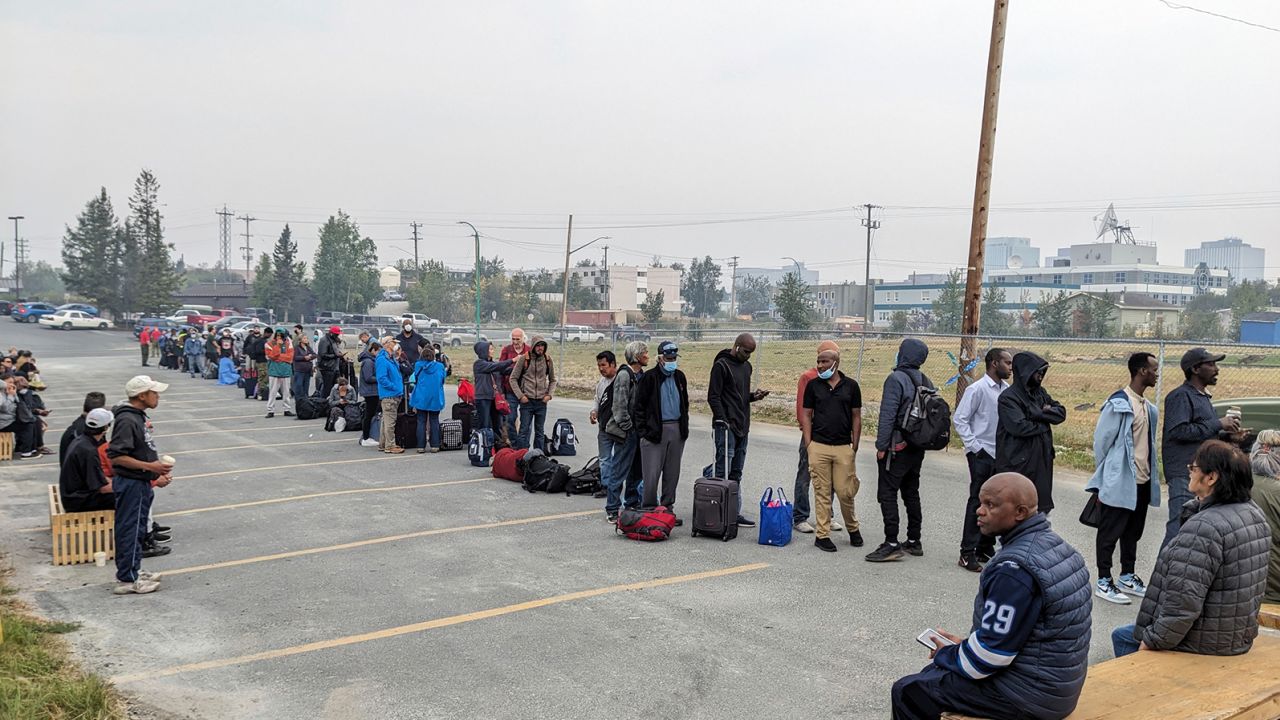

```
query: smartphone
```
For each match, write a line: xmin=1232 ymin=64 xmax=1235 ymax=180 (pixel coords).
xmin=916 ymin=628 xmax=957 ymax=651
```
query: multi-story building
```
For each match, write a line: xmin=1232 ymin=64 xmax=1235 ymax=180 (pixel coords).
xmin=985 ymin=236 xmax=1041 ymax=274
xmin=569 ymin=264 xmax=682 ymax=314
xmin=809 ymin=281 xmax=868 ymax=320
xmin=734 ymin=262 xmax=819 ymax=287
xmin=1184 ymin=237 xmax=1267 ymax=284
xmin=872 ymin=279 xmax=1076 ymax=328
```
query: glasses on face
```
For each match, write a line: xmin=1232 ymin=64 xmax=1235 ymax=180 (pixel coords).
xmin=1187 ymin=463 xmax=1200 ymax=474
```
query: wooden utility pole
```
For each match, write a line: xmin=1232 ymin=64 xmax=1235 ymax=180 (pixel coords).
xmin=957 ymin=0 xmax=1009 ymax=404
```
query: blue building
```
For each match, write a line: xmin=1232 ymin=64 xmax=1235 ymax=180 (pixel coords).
xmin=1240 ymin=312 xmax=1280 ymax=346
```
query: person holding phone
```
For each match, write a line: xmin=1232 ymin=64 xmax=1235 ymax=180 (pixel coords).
xmin=706 ymin=332 xmax=769 ymax=528
xmin=891 ymin=472 xmax=1091 ymax=720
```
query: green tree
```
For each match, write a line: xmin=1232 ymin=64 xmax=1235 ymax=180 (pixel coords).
xmin=128 ymin=169 xmax=182 ymax=314
xmin=270 ymin=224 xmax=308 ymax=321
xmin=1181 ymin=293 xmax=1227 ymax=341
xmin=1228 ymin=279 xmax=1268 ymax=340
xmin=640 ymin=290 xmax=665 ymax=324
xmin=1076 ymin=293 xmax=1117 ymax=338
xmin=251 ymin=253 xmax=275 ymax=309
xmin=736 ymin=275 xmax=773 ymax=315
xmin=566 ymin=273 xmax=602 ymax=310
xmin=61 ymin=187 xmax=125 ymax=316
xmin=407 ymin=260 xmax=461 ymax=321
xmin=681 ymin=256 xmax=723 ymax=317
xmin=979 ymin=284 xmax=1014 ymax=336
xmin=929 ymin=269 xmax=964 ymax=334
xmin=1032 ymin=290 xmax=1071 ymax=338
xmin=504 ymin=271 xmax=538 ymax=322
xmin=889 ymin=310 xmax=910 ymax=332
xmin=774 ymin=271 xmax=814 ymax=330
xmin=20 ymin=261 xmax=66 ymax=300
xmin=311 ymin=211 xmax=380 ymax=313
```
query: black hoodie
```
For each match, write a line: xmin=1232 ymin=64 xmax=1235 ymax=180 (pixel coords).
xmin=107 ymin=404 xmax=159 ymax=483
xmin=707 ymin=348 xmax=755 ymax=435
xmin=995 ymin=351 xmax=1067 ymax=511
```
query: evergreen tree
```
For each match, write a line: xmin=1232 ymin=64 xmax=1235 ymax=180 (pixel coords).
xmin=889 ymin=310 xmax=910 ymax=332
xmin=1032 ymin=290 xmax=1071 ymax=338
xmin=979 ymin=284 xmax=1015 ymax=336
xmin=311 ymin=211 xmax=380 ymax=313
xmin=640 ymin=290 xmax=665 ymax=324
xmin=504 ymin=271 xmax=538 ymax=322
xmin=251 ymin=253 xmax=275 ymax=309
xmin=775 ymin=271 xmax=815 ymax=330
xmin=681 ymin=256 xmax=723 ymax=317
xmin=1228 ymin=279 xmax=1268 ymax=340
xmin=128 ymin=170 xmax=182 ymax=314
xmin=61 ymin=187 xmax=125 ymax=316
xmin=929 ymin=269 xmax=964 ymax=334
xmin=270 ymin=224 xmax=308 ymax=321
xmin=407 ymin=260 xmax=460 ymax=321
xmin=1076 ymin=293 xmax=1117 ymax=338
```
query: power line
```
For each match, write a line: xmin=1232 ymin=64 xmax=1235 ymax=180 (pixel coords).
xmin=1156 ymin=0 xmax=1280 ymax=33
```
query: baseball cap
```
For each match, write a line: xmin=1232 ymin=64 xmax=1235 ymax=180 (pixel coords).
xmin=657 ymin=341 xmax=679 ymax=357
xmin=85 ymin=408 xmax=114 ymax=430
xmin=1180 ymin=347 xmax=1226 ymax=373
xmin=125 ymin=375 xmax=169 ymax=397
xmin=329 ymin=325 xmax=342 ymax=334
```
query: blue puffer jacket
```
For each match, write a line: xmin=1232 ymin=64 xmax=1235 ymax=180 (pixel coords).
xmin=409 ymin=360 xmax=447 ymax=412
xmin=979 ymin=513 xmax=1092 ymax=719
xmin=1087 ymin=389 xmax=1161 ymax=511
xmin=376 ymin=349 xmax=404 ymax=399
xmin=358 ymin=350 xmax=379 ymax=398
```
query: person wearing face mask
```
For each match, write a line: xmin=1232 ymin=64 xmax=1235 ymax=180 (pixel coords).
xmin=634 ymin=341 xmax=690 ymax=522
xmin=263 ymin=328 xmax=296 ymax=419
xmin=316 ymin=326 xmax=344 ymax=399
xmin=509 ymin=335 xmax=557 ymax=451
xmin=397 ymin=319 xmax=425 ymax=366
xmin=995 ymin=352 xmax=1067 ymax=519
xmin=799 ymin=348 xmax=863 ymax=552
xmin=706 ymin=332 xmax=769 ymax=528
xmin=792 ymin=339 xmax=843 ymax=535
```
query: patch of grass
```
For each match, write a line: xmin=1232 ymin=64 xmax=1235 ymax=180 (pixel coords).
xmin=0 ymin=566 xmax=124 ymax=720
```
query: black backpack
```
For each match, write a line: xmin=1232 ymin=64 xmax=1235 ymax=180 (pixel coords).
xmin=899 ymin=373 xmax=952 ymax=451
xmin=564 ymin=457 xmax=602 ymax=496
xmin=523 ymin=452 xmax=570 ymax=493
xmin=548 ymin=418 xmax=577 ymax=456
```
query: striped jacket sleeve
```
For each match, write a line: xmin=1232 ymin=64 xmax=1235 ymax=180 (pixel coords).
xmin=934 ymin=560 xmax=1042 ymax=680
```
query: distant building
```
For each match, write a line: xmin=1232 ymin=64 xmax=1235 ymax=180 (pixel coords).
xmin=175 ymin=281 xmax=251 ymax=310
xmin=1184 ymin=237 xmax=1266 ymax=284
xmin=1060 ymin=291 xmax=1182 ymax=338
xmin=735 ymin=263 xmax=819 ymax=287
xmin=1240 ymin=311 xmax=1280 ymax=346
xmin=809 ymin=281 xmax=868 ymax=320
xmin=986 ymin=236 xmax=1040 ymax=274
xmin=569 ymin=264 xmax=682 ymax=314
xmin=872 ymin=280 xmax=1076 ymax=328
xmin=378 ymin=266 xmax=402 ymax=289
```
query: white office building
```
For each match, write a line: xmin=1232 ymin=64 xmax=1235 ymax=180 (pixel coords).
xmin=872 ymin=279 xmax=1075 ymax=328
xmin=569 ymin=264 xmax=682 ymax=314
xmin=986 ymin=237 xmax=1040 ymax=275
xmin=1184 ymin=237 xmax=1266 ymax=284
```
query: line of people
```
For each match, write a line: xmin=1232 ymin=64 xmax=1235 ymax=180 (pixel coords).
xmin=0 ymin=347 xmax=54 ymax=459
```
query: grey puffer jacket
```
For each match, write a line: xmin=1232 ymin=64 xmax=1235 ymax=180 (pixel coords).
xmin=1135 ymin=496 xmax=1269 ymax=655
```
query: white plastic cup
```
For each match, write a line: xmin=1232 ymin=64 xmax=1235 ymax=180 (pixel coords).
xmin=160 ymin=454 xmax=176 ymax=466
xmin=94 ymin=551 xmax=107 ymax=567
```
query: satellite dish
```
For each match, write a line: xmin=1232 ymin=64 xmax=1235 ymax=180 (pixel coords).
xmin=1093 ymin=203 xmax=1137 ymax=244
xmin=1006 ymin=255 xmax=1024 ymax=270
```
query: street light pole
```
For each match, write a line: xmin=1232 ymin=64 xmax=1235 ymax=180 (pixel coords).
xmin=458 ymin=221 xmax=481 ymax=339
xmin=7 ymin=216 xmax=23 ymax=300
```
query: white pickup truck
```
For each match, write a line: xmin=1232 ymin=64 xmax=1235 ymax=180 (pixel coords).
xmin=551 ymin=325 xmax=605 ymax=343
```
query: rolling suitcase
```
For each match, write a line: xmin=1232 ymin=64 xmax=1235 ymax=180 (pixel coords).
xmin=452 ymin=401 xmax=474 ymax=442
xmin=395 ymin=412 xmax=418 ymax=449
xmin=691 ymin=423 xmax=739 ymax=541
xmin=440 ymin=419 xmax=464 ymax=450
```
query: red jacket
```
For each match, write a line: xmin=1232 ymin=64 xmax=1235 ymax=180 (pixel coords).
xmin=139 ymin=328 xmax=151 ymax=345
xmin=491 ymin=447 xmax=528 ymax=482
xmin=795 ymin=368 xmax=819 ymax=427
xmin=498 ymin=343 xmax=528 ymax=395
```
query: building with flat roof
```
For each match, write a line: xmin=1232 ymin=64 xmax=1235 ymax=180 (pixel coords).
xmin=734 ymin=263 xmax=819 ymax=287
xmin=569 ymin=264 xmax=682 ymax=314
xmin=809 ymin=281 xmax=868 ymax=320
xmin=1184 ymin=237 xmax=1266 ymax=284
xmin=986 ymin=263 xmax=1228 ymax=307
xmin=872 ymin=280 xmax=1077 ymax=328
xmin=986 ymin=237 xmax=1040 ymax=275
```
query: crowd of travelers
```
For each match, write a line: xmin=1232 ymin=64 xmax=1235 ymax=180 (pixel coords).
xmin=36 ymin=319 xmax=1280 ymax=718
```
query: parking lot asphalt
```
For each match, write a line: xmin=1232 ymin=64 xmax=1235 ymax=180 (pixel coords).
xmin=0 ymin=321 xmax=1165 ymax=719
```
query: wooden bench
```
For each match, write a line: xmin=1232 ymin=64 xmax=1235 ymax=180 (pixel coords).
xmin=48 ymin=484 xmax=115 ymax=566
xmin=1261 ymin=603 xmax=1280 ymax=631
xmin=0 ymin=431 xmax=13 ymax=461
xmin=942 ymin=634 xmax=1280 ymax=720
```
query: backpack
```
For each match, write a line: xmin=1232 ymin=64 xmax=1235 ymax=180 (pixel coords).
xmin=615 ymin=506 xmax=677 ymax=542
xmin=564 ymin=457 xmax=602 ymax=496
xmin=898 ymin=373 xmax=952 ymax=451
xmin=548 ymin=418 xmax=577 ymax=456
xmin=522 ymin=452 xmax=570 ymax=493
xmin=295 ymin=395 xmax=324 ymax=421
xmin=468 ymin=428 xmax=495 ymax=467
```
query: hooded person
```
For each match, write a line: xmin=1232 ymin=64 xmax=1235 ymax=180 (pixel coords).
xmin=509 ymin=335 xmax=557 ymax=451
xmin=472 ymin=340 xmax=515 ymax=437
xmin=996 ymin=351 xmax=1067 ymax=515
xmin=867 ymin=338 xmax=934 ymax=563
xmin=705 ymin=332 xmax=768 ymax=527
xmin=356 ymin=341 xmax=382 ymax=446
xmin=409 ymin=341 xmax=448 ymax=452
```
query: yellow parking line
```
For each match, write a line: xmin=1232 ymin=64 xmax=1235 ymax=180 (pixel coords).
xmin=167 ymin=437 xmax=351 ymax=456
xmin=111 ymin=562 xmax=769 ymax=683
xmin=179 ymin=455 xmax=414 ymax=480
xmin=158 ymin=510 xmax=598 ymax=576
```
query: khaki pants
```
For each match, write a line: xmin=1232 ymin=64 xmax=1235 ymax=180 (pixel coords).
xmin=380 ymin=397 xmax=400 ymax=450
xmin=255 ymin=362 xmax=270 ymax=398
xmin=808 ymin=441 xmax=859 ymax=539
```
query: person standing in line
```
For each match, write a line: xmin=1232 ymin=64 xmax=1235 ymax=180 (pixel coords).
xmin=792 ymin=339 xmax=843 ymax=534
xmin=218 ymin=328 xmax=236 ymax=359
xmin=138 ymin=327 xmax=152 ymax=367
xmin=471 ymin=341 xmax=514 ymax=436
xmin=995 ymin=351 xmax=1067 ymax=515
xmin=108 ymin=376 xmax=174 ymax=595
xmin=867 ymin=338 xmax=934 ymax=563
xmin=204 ymin=331 xmax=219 ymax=375
xmin=952 ymin=347 xmax=1011 ymax=572
xmin=396 ymin=319 xmax=425 ymax=366
xmin=1160 ymin=348 xmax=1243 ymax=547
xmin=148 ymin=326 xmax=160 ymax=361
xmin=292 ymin=335 xmax=316 ymax=403
xmin=357 ymin=339 xmax=382 ymax=447
xmin=799 ymin=348 xmax=863 ymax=552
xmin=376 ymin=338 xmax=405 ymax=454
xmin=635 ymin=341 xmax=689 ymax=525
xmin=510 ymin=335 xmax=557 ymax=451
xmin=1088 ymin=351 xmax=1161 ymax=605
xmin=243 ymin=326 xmax=269 ymax=400
xmin=183 ymin=330 xmax=204 ymax=379
xmin=263 ymin=328 xmax=296 ymax=419
xmin=316 ymin=326 xmax=344 ymax=399
xmin=409 ymin=341 xmax=447 ymax=453
xmin=706 ymin=332 xmax=768 ymax=528
xmin=590 ymin=350 xmax=620 ymax=516
xmin=499 ymin=329 xmax=529 ymax=445
xmin=605 ymin=341 xmax=648 ymax=514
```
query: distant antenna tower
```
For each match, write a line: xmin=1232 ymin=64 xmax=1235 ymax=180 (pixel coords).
xmin=1093 ymin=203 xmax=1137 ymax=244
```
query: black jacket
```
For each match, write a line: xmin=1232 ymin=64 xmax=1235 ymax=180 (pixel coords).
xmin=60 ymin=434 xmax=108 ymax=504
xmin=317 ymin=333 xmax=343 ymax=372
xmin=875 ymin=338 xmax=932 ymax=451
xmin=1161 ymin=381 xmax=1226 ymax=479
xmin=245 ymin=334 xmax=268 ymax=362
xmin=108 ymin=404 xmax=159 ymax=483
xmin=634 ymin=367 xmax=689 ymax=444
xmin=995 ymin=351 xmax=1067 ymax=511
xmin=707 ymin=348 xmax=754 ymax=435
xmin=58 ymin=416 xmax=88 ymax=466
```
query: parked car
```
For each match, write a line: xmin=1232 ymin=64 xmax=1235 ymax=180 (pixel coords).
xmin=314 ymin=310 xmax=349 ymax=324
xmin=400 ymin=313 xmax=440 ymax=328
xmin=612 ymin=325 xmax=651 ymax=342
xmin=133 ymin=317 xmax=179 ymax=336
xmin=56 ymin=303 xmax=99 ymax=317
xmin=383 ymin=290 xmax=405 ymax=302
xmin=551 ymin=324 xmax=605 ymax=343
xmin=228 ymin=320 xmax=271 ymax=342
xmin=243 ymin=307 xmax=275 ymax=323
xmin=40 ymin=310 xmax=109 ymax=330
xmin=0 ymin=300 xmax=12 ymax=315
xmin=209 ymin=315 xmax=255 ymax=333
xmin=440 ymin=327 xmax=488 ymax=347
xmin=11 ymin=302 xmax=58 ymax=323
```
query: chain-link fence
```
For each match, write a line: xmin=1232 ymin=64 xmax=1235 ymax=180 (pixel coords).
xmin=460 ymin=323 xmax=1280 ymax=465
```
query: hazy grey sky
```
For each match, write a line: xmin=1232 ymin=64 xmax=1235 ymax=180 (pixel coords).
xmin=3 ymin=1 xmax=1277 ymax=284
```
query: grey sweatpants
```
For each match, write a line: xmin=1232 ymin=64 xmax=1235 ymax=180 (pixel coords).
xmin=640 ymin=421 xmax=685 ymax=510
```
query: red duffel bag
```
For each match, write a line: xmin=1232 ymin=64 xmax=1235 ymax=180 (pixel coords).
xmin=491 ymin=447 xmax=528 ymax=482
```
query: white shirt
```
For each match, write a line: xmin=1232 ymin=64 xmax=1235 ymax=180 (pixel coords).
xmin=953 ymin=374 xmax=1007 ymax=456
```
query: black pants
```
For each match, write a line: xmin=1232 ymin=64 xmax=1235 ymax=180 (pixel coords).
xmin=961 ymin=450 xmax=998 ymax=557
xmin=63 ymin=493 xmax=116 ymax=513
xmin=878 ymin=446 xmax=925 ymax=545
xmin=318 ymin=369 xmax=338 ymax=399
xmin=891 ymin=665 xmax=1025 ymax=720
xmin=361 ymin=396 xmax=379 ymax=440
xmin=0 ymin=420 xmax=36 ymax=453
xmin=1096 ymin=482 xmax=1151 ymax=580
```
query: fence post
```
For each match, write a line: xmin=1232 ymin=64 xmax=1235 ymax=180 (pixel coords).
xmin=1155 ymin=339 xmax=1166 ymax=404
xmin=856 ymin=330 xmax=867 ymax=384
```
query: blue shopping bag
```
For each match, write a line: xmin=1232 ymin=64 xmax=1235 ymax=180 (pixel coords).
xmin=757 ymin=487 xmax=793 ymax=547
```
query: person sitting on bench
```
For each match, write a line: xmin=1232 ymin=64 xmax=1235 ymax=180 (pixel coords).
xmin=891 ymin=472 xmax=1091 ymax=720
xmin=58 ymin=408 xmax=116 ymax=512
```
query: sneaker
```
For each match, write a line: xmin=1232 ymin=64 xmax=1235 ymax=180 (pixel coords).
xmin=1096 ymin=577 xmax=1131 ymax=605
xmin=606 ymin=512 xmax=619 ymax=523
xmin=113 ymin=580 xmax=160 ymax=595
xmin=283 ymin=411 xmax=295 ymax=417
xmin=902 ymin=540 xmax=924 ymax=557
xmin=430 ymin=447 xmax=440 ymax=453
xmin=865 ymin=542 xmax=905 ymax=562
xmin=150 ymin=531 xmax=172 ymax=545
xmin=977 ymin=549 xmax=994 ymax=564
xmin=37 ymin=446 xmax=54 ymax=455
xmin=793 ymin=520 xmax=815 ymax=534
xmin=736 ymin=515 xmax=756 ymax=528
xmin=152 ymin=522 xmax=171 ymax=533
xmin=141 ymin=544 xmax=172 ymax=559
xmin=385 ymin=446 xmax=405 ymax=454
xmin=360 ymin=438 xmax=380 ymax=447
xmin=138 ymin=570 xmax=163 ymax=582
xmin=848 ymin=530 xmax=864 ymax=547
xmin=815 ymin=537 xmax=838 ymax=553
xmin=1117 ymin=573 xmax=1147 ymax=598
xmin=265 ymin=412 xmax=275 ymax=419
xmin=17 ymin=450 xmax=39 ymax=459
xmin=958 ymin=553 xmax=982 ymax=573
xmin=830 ymin=520 xmax=844 ymax=532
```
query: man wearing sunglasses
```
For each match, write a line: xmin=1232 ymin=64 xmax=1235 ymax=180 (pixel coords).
xmin=706 ymin=332 xmax=769 ymax=527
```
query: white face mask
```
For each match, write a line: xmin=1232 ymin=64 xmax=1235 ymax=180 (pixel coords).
xmin=404 ymin=324 xmax=413 ymax=332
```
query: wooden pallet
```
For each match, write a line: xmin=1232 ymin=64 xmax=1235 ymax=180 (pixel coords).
xmin=1261 ymin=603 xmax=1280 ymax=631
xmin=942 ymin=634 xmax=1280 ymax=720
xmin=0 ymin=431 xmax=13 ymax=461
xmin=48 ymin=484 xmax=115 ymax=566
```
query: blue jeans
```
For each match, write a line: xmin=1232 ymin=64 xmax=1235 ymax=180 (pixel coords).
xmin=599 ymin=430 xmax=643 ymax=514
xmin=475 ymin=399 xmax=496 ymax=431
xmin=1112 ymin=624 xmax=1140 ymax=657
xmin=1163 ymin=472 xmax=1192 ymax=548
xmin=416 ymin=410 xmax=441 ymax=449
xmin=113 ymin=477 xmax=154 ymax=583
xmin=292 ymin=371 xmax=311 ymax=402
xmin=503 ymin=392 xmax=520 ymax=444
xmin=706 ymin=424 xmax=748 ymax=515
xmin=793 ymin=438 xmax=811 ymax=523
xmin=518 ymin=399 xmax=548 ymax=451
xmin=186 ymin=354 xmax=202 ymax=377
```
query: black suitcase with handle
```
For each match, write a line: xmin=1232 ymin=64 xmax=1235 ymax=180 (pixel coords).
xmin=451 ymin=401 xmax=474 ymax=442
xmin=691 ymin=423 xmax=739 ymax=541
